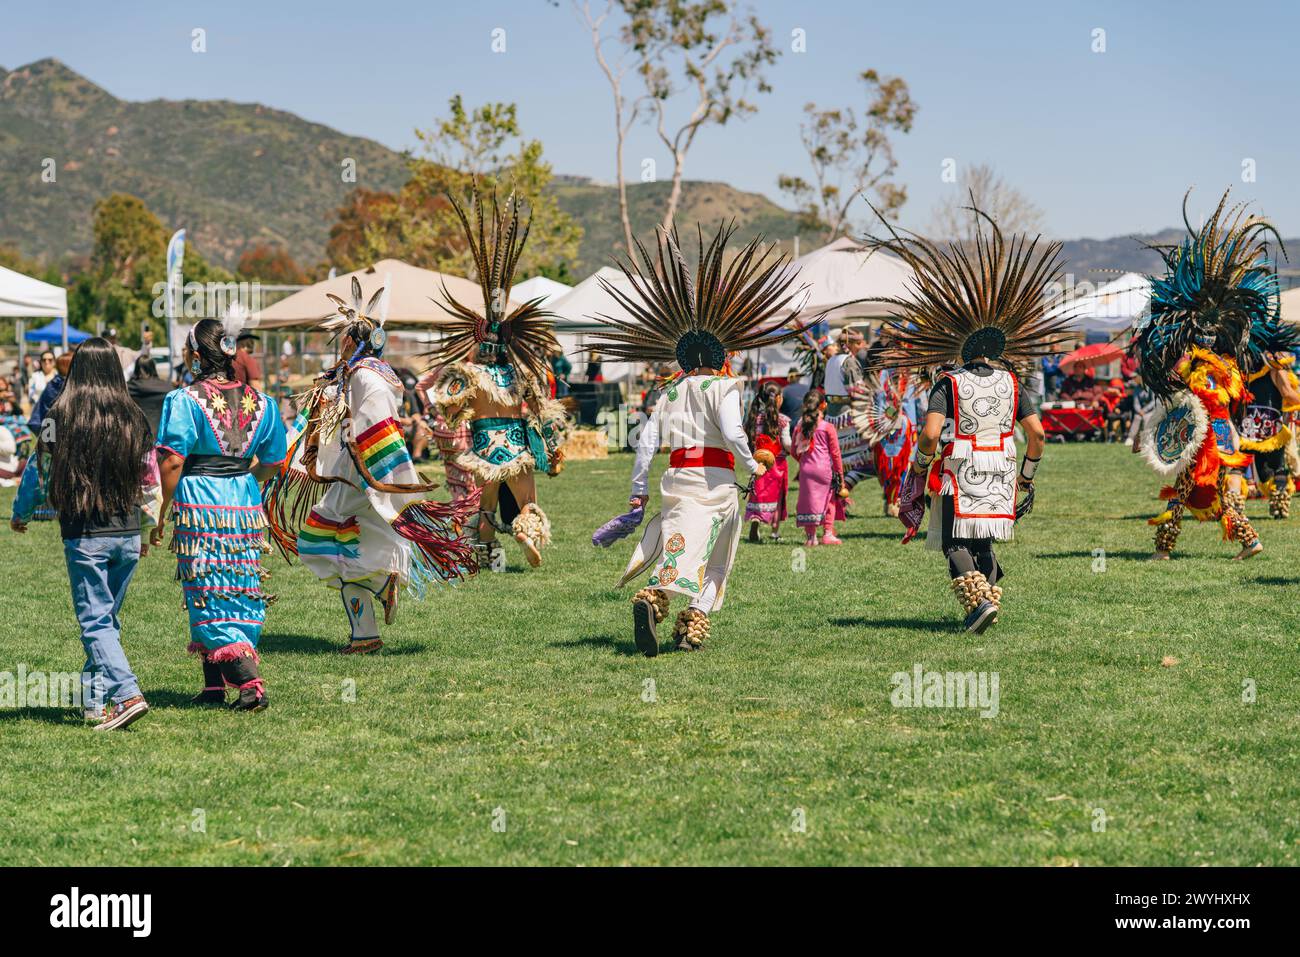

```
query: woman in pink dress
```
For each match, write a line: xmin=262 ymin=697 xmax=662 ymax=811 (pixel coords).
xmin=792 ymin=387 xmax=845 ymax=546
xmin=743 ymin=381 xmax=792 ymax=542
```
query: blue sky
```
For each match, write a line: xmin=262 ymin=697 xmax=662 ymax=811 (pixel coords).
xmin=3 ymin=0 xmax=1296 ymax=238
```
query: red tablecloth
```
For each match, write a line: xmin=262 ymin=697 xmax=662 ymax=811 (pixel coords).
xmin=1042 ymin=406 xmax=1105 ymax=436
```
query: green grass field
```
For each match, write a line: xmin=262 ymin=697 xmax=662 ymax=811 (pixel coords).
xmin=1 ymin=443 xmax=1297 ymax=866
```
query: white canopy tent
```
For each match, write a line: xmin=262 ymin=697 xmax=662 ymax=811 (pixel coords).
xmin=1054 ymin=272 xmax=1151 ymax=333
xmin=546 ymin=266 xmax=639 ymax=382
xmin=0 ymin=265 xmax=67 ymax=317
xmin=1280 ymin=286 xmax=1300 ymax=324
xmin=782 ymin=236 xmax=915 ymax=326
xmin=511 ymin=275 xmax=572 ymax=308
xmin=1 ymin=263 xmax=71 ymax=356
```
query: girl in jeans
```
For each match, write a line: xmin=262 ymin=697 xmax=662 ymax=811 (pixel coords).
xmin=10 ymin=338 xmax=160 ymax=731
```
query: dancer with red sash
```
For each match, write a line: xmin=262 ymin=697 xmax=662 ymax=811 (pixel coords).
xmin=587 ymin=223 xmax=811 ymax=655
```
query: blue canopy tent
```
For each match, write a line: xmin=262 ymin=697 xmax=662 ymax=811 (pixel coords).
xmin=24 ymin=319 xmax=92 ymax=345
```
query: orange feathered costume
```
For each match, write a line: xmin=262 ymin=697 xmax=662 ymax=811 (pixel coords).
xmin=1150 ymin=347 xmax=1252 ymax=533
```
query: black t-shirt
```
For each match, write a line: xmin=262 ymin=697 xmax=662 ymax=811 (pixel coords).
xmin=780 ymin=381 xmax=810 ymax=420
xmin=926 ymin=364 xmax=1036 ymax=422
xmin=59 ymin=508 xmax=141 ymax=541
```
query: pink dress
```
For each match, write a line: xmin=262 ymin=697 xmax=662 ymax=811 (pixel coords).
xmin=793 ymin=418 xmax=843 ymax=529
xmin=744 ymin=412 xmax=790 ymax=526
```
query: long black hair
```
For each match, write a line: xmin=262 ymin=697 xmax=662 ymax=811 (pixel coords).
xmin=45 ymin=338 xmax=153 ymax=522
xmin=744 ymin=381 xmax=783 ymax=444
xmin=131 ymin=355 xmax=159 ymax=381
xmin=190 ymin=317 xmax=236 ymax=381
xmin=799 ymin=386 xmax=826 ymax=440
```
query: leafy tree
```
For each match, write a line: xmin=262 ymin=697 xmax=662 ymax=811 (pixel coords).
xmin=324 ymin=97 xmax=582 ymax=280
xmin=76 ymin=194 xmax=233 ymax=346
xmin=621 ymin=0 xmax=780 ymax=232
xmin=778 ymin=70 xmax=917 ymax=241
xmin=237 ymin=243 xmax=308 ymax=284
xmin=91 ymin=194 xmax=166 ymax=286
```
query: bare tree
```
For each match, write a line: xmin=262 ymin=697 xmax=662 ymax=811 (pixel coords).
xmin=623 ymin=1 xmax=779 ymax=233
xmin=778 ymin=70 xmax=917 ymax=242
xmin=927 ymin=163 xmax=1045 ymax=246
xmin=574 ymin=0 xmax=645 ymax=254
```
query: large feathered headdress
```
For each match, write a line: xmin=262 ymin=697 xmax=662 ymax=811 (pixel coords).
xmin=422 ymin=185 xmax=559 ymax=384
xmin=586 ymin=222 xmax=812 ymax=372
xmin=321 ymin=276 xmax=389 ymax=356
xmin=1136 ymin=189 xmax=1283 ymax=399
xmin=854 ymin=201 xmax=1074 ymax=375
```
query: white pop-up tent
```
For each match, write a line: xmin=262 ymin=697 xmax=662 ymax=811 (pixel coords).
xmin=0 ymin=264 xmax=67 ymax=317
xmin=1 ymin=263 xmax=71 ymax=354
xmin=1054 ymin=272 xmax=1151 ymax=333
xmin=546 ymin=266 xmax=641 ymax=381
xmin=1280 ymin=287 xmax=1300 ymax=324
xmin=511 ymin=275 xmax=572 ymax=308
xmin=781 ymin=236 xmax=915 ymax=327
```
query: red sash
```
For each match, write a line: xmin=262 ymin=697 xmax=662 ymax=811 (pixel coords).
xmin=669 ymin=446 xmax=735 ymax=470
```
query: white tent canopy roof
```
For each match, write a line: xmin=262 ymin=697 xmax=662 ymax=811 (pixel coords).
xmin=783 ymin=236 xmax=915 ymax=325
xmin=545 ymin=266 xmax=637 ymax=332
xmin=1055 ymin=271 xmax=1150 ymax=332
xmin=1280 ymin=287 xmax=1300 ymax=324
xmin=253 ymin=259 xmax=515 ymax=330
xmin=511 ymin=275 xmax=572 ymax=308
xmin=0 ymin=264 xmax=67 ymax=318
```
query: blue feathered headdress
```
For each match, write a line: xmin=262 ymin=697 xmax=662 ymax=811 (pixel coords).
xmin=1135 ymin=189 xmax=1284 ymax=400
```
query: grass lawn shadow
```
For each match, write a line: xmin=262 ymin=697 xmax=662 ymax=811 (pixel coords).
xmin=0 ymin=707 xmax=85 ymax=725
xmin=259 ymin=633 xmax=430 ymax=656
xmin=549 ymin=634 xmax=643 ymax=656
xmin=829 ymin=615 xmax=950 ymax=634
xmin=1033 ymin=549 xmax=1153 ymax=560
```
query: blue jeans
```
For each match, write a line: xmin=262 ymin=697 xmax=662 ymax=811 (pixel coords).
xmin=63 ymin=535 xmax=143 ymax=709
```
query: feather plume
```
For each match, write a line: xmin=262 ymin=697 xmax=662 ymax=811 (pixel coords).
xmin=421 ymin=183 xmax=559 ymax=385
xmin=221 ymin=301 xmax=253 ymax=342
xmin=852 ymin=199 xmax=1075 ymax=375
xmin=585 ymin=221 xmax=813 ymax=369
xmin=1135 ymin=189 xmax=1284 ymax=400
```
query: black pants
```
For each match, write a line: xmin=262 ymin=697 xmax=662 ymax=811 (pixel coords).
xmin=1254 ymin=447 xmax=1288 ymax=486
xmin=940 ymin=495 xmax=1003 ymax=584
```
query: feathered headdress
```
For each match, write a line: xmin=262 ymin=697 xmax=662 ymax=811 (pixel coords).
xmin=1136 ymin=189 xmax=1283 ymax=400
xmin=422 ymin=185 xmax=559 ymax=384
xmin=854 ymin=201 xmax=1074 ymax=375
xmin=585 ymin=222 xmax=812 ymax=373
xmin=793 ymin=328 xmax=830 ymax=381
xmin=848 ymin=370 xmax=912 ymax=443
xmin=322 ymin=276 xmax=389 ymax=357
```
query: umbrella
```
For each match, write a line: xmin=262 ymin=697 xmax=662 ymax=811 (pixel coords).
xmin=1059 ymin=341 xmax=1124 ymax=373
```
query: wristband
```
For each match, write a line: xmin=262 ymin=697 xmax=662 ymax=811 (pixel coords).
xmin=1019 ymin=454 xmax=1040 ymax=481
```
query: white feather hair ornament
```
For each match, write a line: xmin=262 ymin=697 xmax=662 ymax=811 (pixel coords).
xmin=323 ymin=276 xmax=389 ymax=352
xmin=220 ymin=301 xmax=253 ymax=356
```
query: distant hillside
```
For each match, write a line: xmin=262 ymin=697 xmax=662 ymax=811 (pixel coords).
xmin=1058 ymin=231 xmax=1300 ymax=288
xmin=552 ymin=175 xmax=823 ymax=272
xmin=0 ymin=58 xmax=410 ymax=268
xmin=0 ymin=59 xmax=821 ymax=275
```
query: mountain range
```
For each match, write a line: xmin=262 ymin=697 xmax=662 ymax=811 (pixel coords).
xmin=2 ymin=58 xmax=1296 ymax=283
